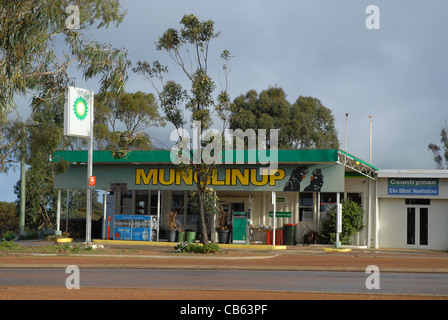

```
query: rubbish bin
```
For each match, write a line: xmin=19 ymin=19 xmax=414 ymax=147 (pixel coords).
xmin=283 ymin=224 xmax=297 ymax=245
xmin=267 ymin=228 xmax=284 ymax=245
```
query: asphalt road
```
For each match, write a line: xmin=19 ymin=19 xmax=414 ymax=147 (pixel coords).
xmin=2 ymin=268 xmax=448 ymax=296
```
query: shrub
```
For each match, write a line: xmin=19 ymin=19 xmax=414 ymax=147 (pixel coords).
xmin=174 ymin=242 xmax=221 ymax=254
xmin=2 ymin=231 xmax=16 ymax=241
xmin=0 ymin=239 xmax=19 ymax=250
xmin=319 ymin=200 xmax=365 ymax=245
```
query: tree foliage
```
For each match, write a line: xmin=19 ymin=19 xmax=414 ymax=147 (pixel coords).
xmin=0 ymin=202 xmax=18 ymax=235
xmin=0 ymin=0 xmax=130 ymax=171
xmin=0 ymin=0 xmax=129 ymax=112
xmin=230 ymin=88 xmax=339 ymax=149
xmin=290 ymin=96 xmax=339 ymax=149
xmin=94 ymin=91 xmax=165 ymax=156
xmin=0 ymin=0 xmax=132 ymax=230
xmin=428 ymin=123 xmax=448 ymax=169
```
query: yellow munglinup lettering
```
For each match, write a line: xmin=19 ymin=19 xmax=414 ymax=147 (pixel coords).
xmin=159 ymin=168 xmax=175 ymax=185
xmin=211 ymin=169 xmax=225 ymax=185
xmin=176 ymin=168 xmax=194 ymax=185
xmin=269 ymin=169 xmax=285 ymax=186
xmin=135 ymin=168 xmax=158 ymax=185
xmin=250 ymin=168 xmax=269 ymax=186
xmin=136 ymin=167 xmax=286 ymax=187
xmin=231 ymin=168 xmax=250 ymax=186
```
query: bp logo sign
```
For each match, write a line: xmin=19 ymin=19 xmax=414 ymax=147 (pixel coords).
xmin=73 ymin=97 xmax=88 ymax=121
xmin=64 ymin=87 xmax=94 ymax=137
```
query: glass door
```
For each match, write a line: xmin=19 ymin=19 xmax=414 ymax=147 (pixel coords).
xmin=406 ymin=206 xmax=429 ymax=247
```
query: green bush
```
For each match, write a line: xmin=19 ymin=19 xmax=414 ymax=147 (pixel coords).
xmin=0 ymin=239 xmax=19 ymax=250
xmin=319 ymin=200 xmax=365 ymax=245
xmin=2 ymin=231 xmax=16 ymax=241
xmin=174 ymin=242 xmax=221 ymax=254
xmin=25 ymin=230 xmax=39 ymax=240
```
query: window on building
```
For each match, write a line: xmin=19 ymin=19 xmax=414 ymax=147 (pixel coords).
xmin=149 ymin=191 xmax=161 ymax=215
xmin=405 ymin=199 xmax=430 ymax=205
xmin=299 ymin=193 xmax=314 ymax=222
xmin=120 ymin=191 xmax=133 ymax=214
xmin=172 ymin=192 xmax=185 ymax=226
xmin=319 ymin=193 xmax=337 ymax=222
xmin=347 ymin=193 xmax=362 ymax=205
xmin=135 ymin=191 xmax=148 ymax=215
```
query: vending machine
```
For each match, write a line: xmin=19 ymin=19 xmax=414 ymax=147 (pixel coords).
xmin=113 ymin=215 xmax=158 ymax=241
xmin=232 ymin=211 xmax=249 ymax=244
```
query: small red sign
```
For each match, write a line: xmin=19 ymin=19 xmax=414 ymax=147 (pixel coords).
xmin=88 ymin=176 xmax=96 ymax=187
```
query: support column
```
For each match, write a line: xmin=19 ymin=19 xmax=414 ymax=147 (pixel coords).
xmin=272 ymin=191 xmax=276 ymax=246
xmin=19 ymin=158 xmax=26 ymax=236
xmin=56 ymin=190 xmax=61 ymax=235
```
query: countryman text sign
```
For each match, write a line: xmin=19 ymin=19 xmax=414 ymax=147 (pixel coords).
xmin=388 ymin=178 xmax=439 ymax=196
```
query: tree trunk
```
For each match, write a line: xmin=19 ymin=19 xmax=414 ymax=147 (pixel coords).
xmin=197 ymin=185 xmax=209 ymax=245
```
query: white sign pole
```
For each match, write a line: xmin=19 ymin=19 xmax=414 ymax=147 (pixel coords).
xmin=272 ymin=191 xmax=276 ymax=246
xmin=335 ymin=193 xmax=342 ymax=248
xmin=64 ymin=86 xmax=94 ymax=244
xmin=86 ymin=115 xmax=93 ymax=244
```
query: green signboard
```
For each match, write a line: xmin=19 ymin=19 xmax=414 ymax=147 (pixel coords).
xmin=268 ymin=211 xmax=292 ymax=218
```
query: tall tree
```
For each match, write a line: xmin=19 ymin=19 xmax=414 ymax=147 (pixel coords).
xmin=230 ymin=87 xmax=291 ymax=148
xmin=0 ymin=0 xmax=130 ymax=230
xmin=229 ymin=88 xmax=339 ymax=149
xmin=0 ymin=0 xmax=130 ymax=170
xmin=290 ymin=96 xmax=339 ymax=149
xmin=134 ymin=14 xmax=230 ymax=244
xmin=94 ymin=91 xmax=165 ymax=155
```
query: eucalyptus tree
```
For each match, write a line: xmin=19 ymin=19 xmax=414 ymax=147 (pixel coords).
xmin=0 ymin=0 xmax=130 ymax=230
xmin=134 ymin=14 xmax=231 ymax=244
xmin=428 ymin=124 xmax=448 ymax=169
xmin=94 ymin=91 xmax=165 ymax=156
xmin=0 ymin=0 xmax=130 ymax=169
xmin=230 ymin=87 xmax=291 ymax=148
xmin=230 ymin=88 xmax=339 ymax=149
xmin=290 ymin=96 xmax=339 ymax=149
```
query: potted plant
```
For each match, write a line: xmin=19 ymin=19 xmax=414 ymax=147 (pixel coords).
xmin=216 ymin=206 xmax=230 ymax=244
xmin=165 ymin=211 xmax=180 ymax=242
xmin=177 ymin=224 xmax=185 ymax=242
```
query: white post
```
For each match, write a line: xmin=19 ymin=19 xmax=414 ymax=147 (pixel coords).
xmin=102 ymin=191 xmax=107 ymax=239
xmin=374 ymin=175 xmax=379 ymax=248
xmin=56 ymin=190 xmax=61 ymax=235
xmin=369 ymin=116 xmax=373 ymax=163
xmin=272 ymin=191 xmax=276 ymax=246
xmin=317 ymin=192 xmax=321 ymax=233
xmin=345 ymin=113 xmax=349 ymax=151
xmin=85 ymin=99 xmax=94 ymax=244
xmin=157 ymin=190 xmax=161 ymax=242
xmin=335 ymin=192 xmax=342 ymax=248
xmin=66 ymin=189 xmax=70 ymax=233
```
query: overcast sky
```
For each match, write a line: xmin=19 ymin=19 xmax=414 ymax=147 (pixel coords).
xmin=1 ymin=0 xmax=448 ymax=202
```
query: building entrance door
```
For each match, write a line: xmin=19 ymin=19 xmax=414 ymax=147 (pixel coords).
xmin=406 ymin=206 xmax=429 ymax=247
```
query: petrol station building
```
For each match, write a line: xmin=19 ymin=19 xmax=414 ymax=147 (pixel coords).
xmin=52 ymin=149 xmax=448 ymax=250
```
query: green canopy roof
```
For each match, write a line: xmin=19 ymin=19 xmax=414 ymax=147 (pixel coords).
xmin=52 ymin=149 xmax=378 ymax=180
